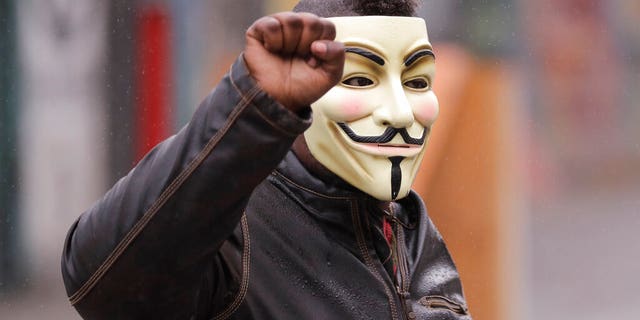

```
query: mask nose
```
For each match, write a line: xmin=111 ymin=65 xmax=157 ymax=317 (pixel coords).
xmin=372 ymin=81 xmax=414 ymax=128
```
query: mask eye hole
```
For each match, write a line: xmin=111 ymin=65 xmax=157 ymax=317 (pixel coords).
xmin=342 ymin=76 xmax=375 ymax=88
xmin=404 ymin=78 xmax=431 ymax=91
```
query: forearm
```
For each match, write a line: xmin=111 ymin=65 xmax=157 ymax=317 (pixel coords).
xmin=61 ymin=55 xmax=310 ymax=318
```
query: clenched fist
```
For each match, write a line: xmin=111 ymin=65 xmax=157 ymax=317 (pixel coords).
xmin=244 ymin=12 xmax=345 ymax=112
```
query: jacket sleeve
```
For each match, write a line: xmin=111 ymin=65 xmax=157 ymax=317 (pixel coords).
xmin=61 ymin=55 xmax=311 ymax=319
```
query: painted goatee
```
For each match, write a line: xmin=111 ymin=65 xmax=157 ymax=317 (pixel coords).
xmin=389 ymin=156 xmax=404 ymax=200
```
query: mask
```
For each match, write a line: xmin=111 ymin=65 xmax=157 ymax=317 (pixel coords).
xmin=304 ymin=16 xmax=439 ymax=201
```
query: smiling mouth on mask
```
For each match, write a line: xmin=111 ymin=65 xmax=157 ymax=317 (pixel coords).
xmin=336 ymin=122 xmax=427 ymax=145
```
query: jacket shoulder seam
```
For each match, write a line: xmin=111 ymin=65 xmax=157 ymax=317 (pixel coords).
xmin=68 ymin=85 xmax=261 ymax=306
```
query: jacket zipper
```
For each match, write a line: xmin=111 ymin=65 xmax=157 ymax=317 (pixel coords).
xmin=352 ymin=201 xmax=400 ymax=320
xmin=419 ymin=295 xmax=469 ymax=315
xmin=386 ymin=204 xmax=469 ymax=318
xmin=390 ymin=215 xmax=415 ymax=320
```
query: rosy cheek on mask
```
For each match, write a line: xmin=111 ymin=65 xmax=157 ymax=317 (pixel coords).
xmin=413 ymin=95 xmax=439 ymax=127
xmin=324 ymin=97 xmax=367 ymax=122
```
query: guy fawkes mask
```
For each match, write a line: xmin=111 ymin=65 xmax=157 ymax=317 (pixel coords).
xmin=305 ymin=16 xmax=438 ymax=201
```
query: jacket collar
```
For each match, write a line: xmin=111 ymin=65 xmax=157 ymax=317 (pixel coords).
xmin=271 ymin=151 xmax=423 ymax=222
xmin=272 ymin=151 xmax=366 ymax=205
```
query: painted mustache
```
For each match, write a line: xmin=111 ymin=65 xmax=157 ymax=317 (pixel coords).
xmin=337 ymin=123 xmax=427 ymax=145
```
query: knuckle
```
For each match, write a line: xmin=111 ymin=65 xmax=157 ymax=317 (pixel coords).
xmin=299 ymin=13 xmax=322 ymax=32
xmin=251 ymin=16 xmax=280 ymax=34
xmin=308 ymin=18 xmax=323 ymax=34
xmin=321 ymin=20 xmax=336 ymax=38
xmin=286 ymin=14 xmax=304 ymax=29
xmin=255 ymin=16 xmax=273 ymax=26
xmin=265 ymin=19 xmax=281 ymax=33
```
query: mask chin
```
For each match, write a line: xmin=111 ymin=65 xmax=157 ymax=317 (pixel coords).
xmin=304 ymin=115 xmax=426 ymax=201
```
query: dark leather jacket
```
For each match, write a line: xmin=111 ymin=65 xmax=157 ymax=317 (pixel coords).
xmin=61 ymin=55 xmax=471 ymax=320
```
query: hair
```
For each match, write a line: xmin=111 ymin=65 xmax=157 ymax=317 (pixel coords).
xmin=292 ymin=0 xmax=420 ymax=17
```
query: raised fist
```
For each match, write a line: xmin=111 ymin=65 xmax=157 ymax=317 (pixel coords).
xmin=244 ymin=12 xmax=345 ymax=112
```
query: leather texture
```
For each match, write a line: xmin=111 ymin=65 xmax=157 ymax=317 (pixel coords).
xmin=61 ymin=55 xmax=471 ymax=320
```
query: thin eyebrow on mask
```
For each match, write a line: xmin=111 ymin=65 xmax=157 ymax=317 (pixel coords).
xmin=345 ymin=47 xmax=385 ymax=66
xmin=404 ymin=49 xmax=435 ymax=67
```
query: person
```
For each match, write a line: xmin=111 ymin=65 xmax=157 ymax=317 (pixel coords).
xmin=61 ymin=0 xmax=471 ymax=319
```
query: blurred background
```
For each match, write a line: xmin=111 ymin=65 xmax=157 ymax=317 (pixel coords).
xmin=1 ymin=0 xmax=639 ymax=319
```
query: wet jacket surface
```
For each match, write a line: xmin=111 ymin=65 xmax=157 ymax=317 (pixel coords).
xmin=61 ymin=56 xmax=471 ymax=320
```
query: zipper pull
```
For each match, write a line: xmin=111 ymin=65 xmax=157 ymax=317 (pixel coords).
xmin=396 ymin=286 xmax=416 ymax=319
xmin=419 ymin=295 xmax=469 ymax=315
